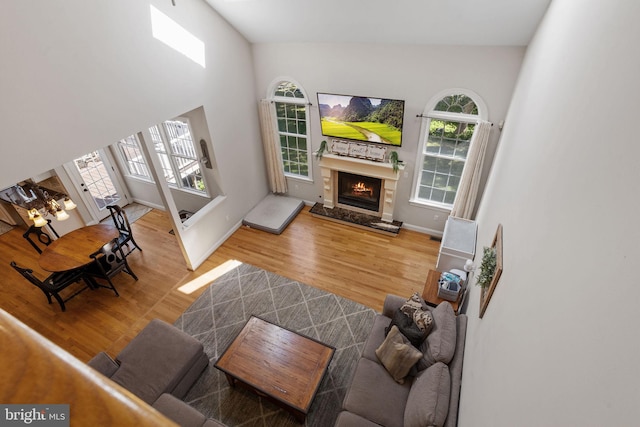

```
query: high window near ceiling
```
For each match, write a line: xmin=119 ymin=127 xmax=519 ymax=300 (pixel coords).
xmin=271 ymin=80 xmax=311 ymax=179
xmin=411 ymin=90 xmax=487 ymax=209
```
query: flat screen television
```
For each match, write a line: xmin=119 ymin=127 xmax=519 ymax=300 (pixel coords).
xmin=317 ymin=92 xmax=405 ymax=147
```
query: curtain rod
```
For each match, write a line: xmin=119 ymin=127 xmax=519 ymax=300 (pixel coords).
xmin=416 ymin=114 xmax=493 ymax=126
xmin=269 ymin=100 xmax=313 ymax=106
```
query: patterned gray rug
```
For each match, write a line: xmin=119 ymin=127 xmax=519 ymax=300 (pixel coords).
xmin=173 ymin=262 xmax=376 ymax=427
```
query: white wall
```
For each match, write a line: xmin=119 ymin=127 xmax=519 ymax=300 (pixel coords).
xmin=1 ymin=0 xmax=268 ymax=269
xmin=252 ymin=43 xmax=524 ymax=233
xmin=459 ymin=1 xmax=640 ymax=425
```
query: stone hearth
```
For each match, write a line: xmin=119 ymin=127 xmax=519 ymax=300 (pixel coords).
xmin=309 ymin=203 xmax=403 ymax=236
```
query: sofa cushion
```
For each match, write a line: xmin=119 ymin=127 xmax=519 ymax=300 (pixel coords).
xmin=375 ymin=325 xmax=423 ymax=384
xmin=343 ymin=357 xmax=411 ymax=427
xmin=417 ymin=302 xmax=457 ymax=370
xmin=404 ymin=362 xmax=451 ymax=427
xmin=361 ymin=314 xmax=392 ymax=362
xmin=386 ymin=309 xmax=428 ymax=348
xmin=152 ymin=393 xmax=207 ymax=427
xmin=334 ymin=410 xmax=385 ymax=427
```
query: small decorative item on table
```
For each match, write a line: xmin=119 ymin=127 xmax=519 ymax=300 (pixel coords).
xmin=437 ymin=270 xmax=466 ymax=302
xmin=422 ymin=269 xmax=463 ymax=314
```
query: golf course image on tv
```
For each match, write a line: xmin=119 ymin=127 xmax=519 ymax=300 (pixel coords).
xmin=317 ymin=93 xmax=405 ymax=146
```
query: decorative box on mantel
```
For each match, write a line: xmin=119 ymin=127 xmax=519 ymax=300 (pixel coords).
xmin=318 ymin=153 xmax=404 ymax=223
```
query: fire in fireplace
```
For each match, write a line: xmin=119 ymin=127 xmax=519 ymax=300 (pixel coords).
xmin=337 ymin=172 xmax=382 ymax=212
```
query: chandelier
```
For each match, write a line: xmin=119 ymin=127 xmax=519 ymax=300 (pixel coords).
xmin=22 ymin=184 xmax=77 ymax=227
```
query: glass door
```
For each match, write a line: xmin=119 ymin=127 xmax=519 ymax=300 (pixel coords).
xmin=65 ymin=149 xmax=128 ymax=221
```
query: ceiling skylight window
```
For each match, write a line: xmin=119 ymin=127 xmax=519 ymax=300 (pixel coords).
xmin=150 ymin=5 xmax=205 ymax=68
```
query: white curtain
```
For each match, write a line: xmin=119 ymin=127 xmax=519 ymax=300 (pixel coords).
xmin=450 ymin=120 xmax=492 ymax=219
xmin=258 ymin=99 xmax=288 ymax=194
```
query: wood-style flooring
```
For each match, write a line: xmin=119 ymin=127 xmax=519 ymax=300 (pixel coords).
xmin=0 ymin=207 xmax=439 ymax=363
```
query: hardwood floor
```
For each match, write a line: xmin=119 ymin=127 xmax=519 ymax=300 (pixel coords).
xmin=0 ymin=206 xmax=439 ymax=363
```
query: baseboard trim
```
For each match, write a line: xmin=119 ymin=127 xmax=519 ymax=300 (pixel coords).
xmin=401 ymin=222 xmax=444 ymax=238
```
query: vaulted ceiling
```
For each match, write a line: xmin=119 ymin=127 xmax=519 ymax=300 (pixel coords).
xmin=203 ymin=0 xmax=552 ymax=46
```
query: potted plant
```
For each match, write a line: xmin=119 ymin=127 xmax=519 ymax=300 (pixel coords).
xmin=315 ymin=140 xmax=328 ymax=159
xmin=476 ymin=246 xmax=497 ymax=289
xmin=389 ymin=150 xmax=400 ymax=172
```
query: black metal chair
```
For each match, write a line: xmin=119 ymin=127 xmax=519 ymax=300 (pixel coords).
xmin=106 ymin=205 xmax=142 ymax=256
xmin=84 ymin=238 xmax=137 ymax=293
xmin=10 ymin=261 xmax=90 ymax=312
xmin=22 ymin=219 xmax=59 ymax=254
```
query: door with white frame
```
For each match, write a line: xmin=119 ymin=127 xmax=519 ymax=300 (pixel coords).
xmin=64 ymin=149 xmax=128 ymax=222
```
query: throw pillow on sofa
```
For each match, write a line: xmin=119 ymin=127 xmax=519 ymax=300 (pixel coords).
xmin=375 ymin=325 xmax=423 ymax=384
xmin=399 ymin=291 xmax=434 ymax=335
xmin=385 ymin=309 xmax=429 ymax=348
xmin=404 ymin=362 xmax=451 ymax=427
xmin=413 ymin=307 xmax=434 ymax=334
xmin=417 ymin=301 xmax=457 ymax=371
xmin=400 ymin=292 xmax=424 ymax=317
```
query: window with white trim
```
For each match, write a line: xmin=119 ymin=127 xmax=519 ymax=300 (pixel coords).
xmin=271 ymin=81 xmax=310 ymax=179
xmin=148 ymin=118 xmax=207 ymax=194
xmin=413 ymin=93 xmax=484 ymax=208
xmin=117 ymin=135 xmax=151 ymax=180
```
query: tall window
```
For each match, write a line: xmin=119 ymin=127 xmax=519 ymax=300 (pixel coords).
xmin=149 ymin=118 xmax=207 ymax=194
xmin=272 ymin=81 xmax=310 ymax=179
xmin=413 ymin=92 xmax=484 ymax=208
xmin=117 ymin=135 xmax=151 ymax=180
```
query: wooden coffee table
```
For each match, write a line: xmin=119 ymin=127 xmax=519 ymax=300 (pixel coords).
xmin=214 ymin=316 xmax=335 ymax=423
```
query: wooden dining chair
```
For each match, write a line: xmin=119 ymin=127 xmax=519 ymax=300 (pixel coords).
xmin=106 ymin=205 xmax=142 ymax=256
xmin=10 ymin=261 xmax=90 ymax=312
xmin=83 ymin=238 xmax=137 ymax=293
xmin=23 ymin=220 xmax=59 ymax=254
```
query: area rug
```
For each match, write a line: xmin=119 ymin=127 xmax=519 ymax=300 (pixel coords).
xmin=173 ymin=262 xmax=376 ymax=427
xmin=101 ymin=203 xmax=151 ymax=226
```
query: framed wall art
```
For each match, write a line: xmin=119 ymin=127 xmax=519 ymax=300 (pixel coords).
xmin=479 ymin=224 xmax=503 ymax=318
xmin=330 ymin=139 xmax=350 ymax=156
xmin=348 ymin=142 xmax=369 ymax=158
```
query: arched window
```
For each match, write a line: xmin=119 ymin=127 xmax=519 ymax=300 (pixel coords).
xmin=412 ymin=90 xmax=487 ymax=208
xmin=269 ymin=80 xmax=311 ymax=179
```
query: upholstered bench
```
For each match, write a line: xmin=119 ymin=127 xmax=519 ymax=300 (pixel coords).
xmin=88 ymin=319 xmax=209 ymax=404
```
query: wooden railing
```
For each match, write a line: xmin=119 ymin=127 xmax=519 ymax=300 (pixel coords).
xmin=0 ymin=309 xmax=177 ymax=426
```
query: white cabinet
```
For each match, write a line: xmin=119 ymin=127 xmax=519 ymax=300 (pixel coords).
xmin=436 ymin=216 xmax=477 ymax=272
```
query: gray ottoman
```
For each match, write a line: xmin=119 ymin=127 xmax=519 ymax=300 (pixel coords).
xmin=89 ymin=319 xmax=209 ymax=405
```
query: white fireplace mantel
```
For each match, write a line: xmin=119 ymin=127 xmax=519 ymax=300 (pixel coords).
xmin=318 ymin=153 xmax=404 ymax=222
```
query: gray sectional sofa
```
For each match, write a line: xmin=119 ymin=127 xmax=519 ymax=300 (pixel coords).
xmin=335 ymin=294 xmax=468 ymax=427
xmin=88 ymin=319 xmax=224 ymax=427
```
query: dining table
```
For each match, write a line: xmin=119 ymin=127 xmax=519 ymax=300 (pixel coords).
xmin=38 ymin=224 xmax=119 ymax=273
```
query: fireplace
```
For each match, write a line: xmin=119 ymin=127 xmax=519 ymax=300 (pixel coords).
xmin=318 ymin=153 xmax=403 ymax=223
xmin=337 ymin=172 xmax=382 ymax=213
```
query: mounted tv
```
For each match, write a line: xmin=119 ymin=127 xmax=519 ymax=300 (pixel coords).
xmin=317 ymin=93 xmax=405 ymax=147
